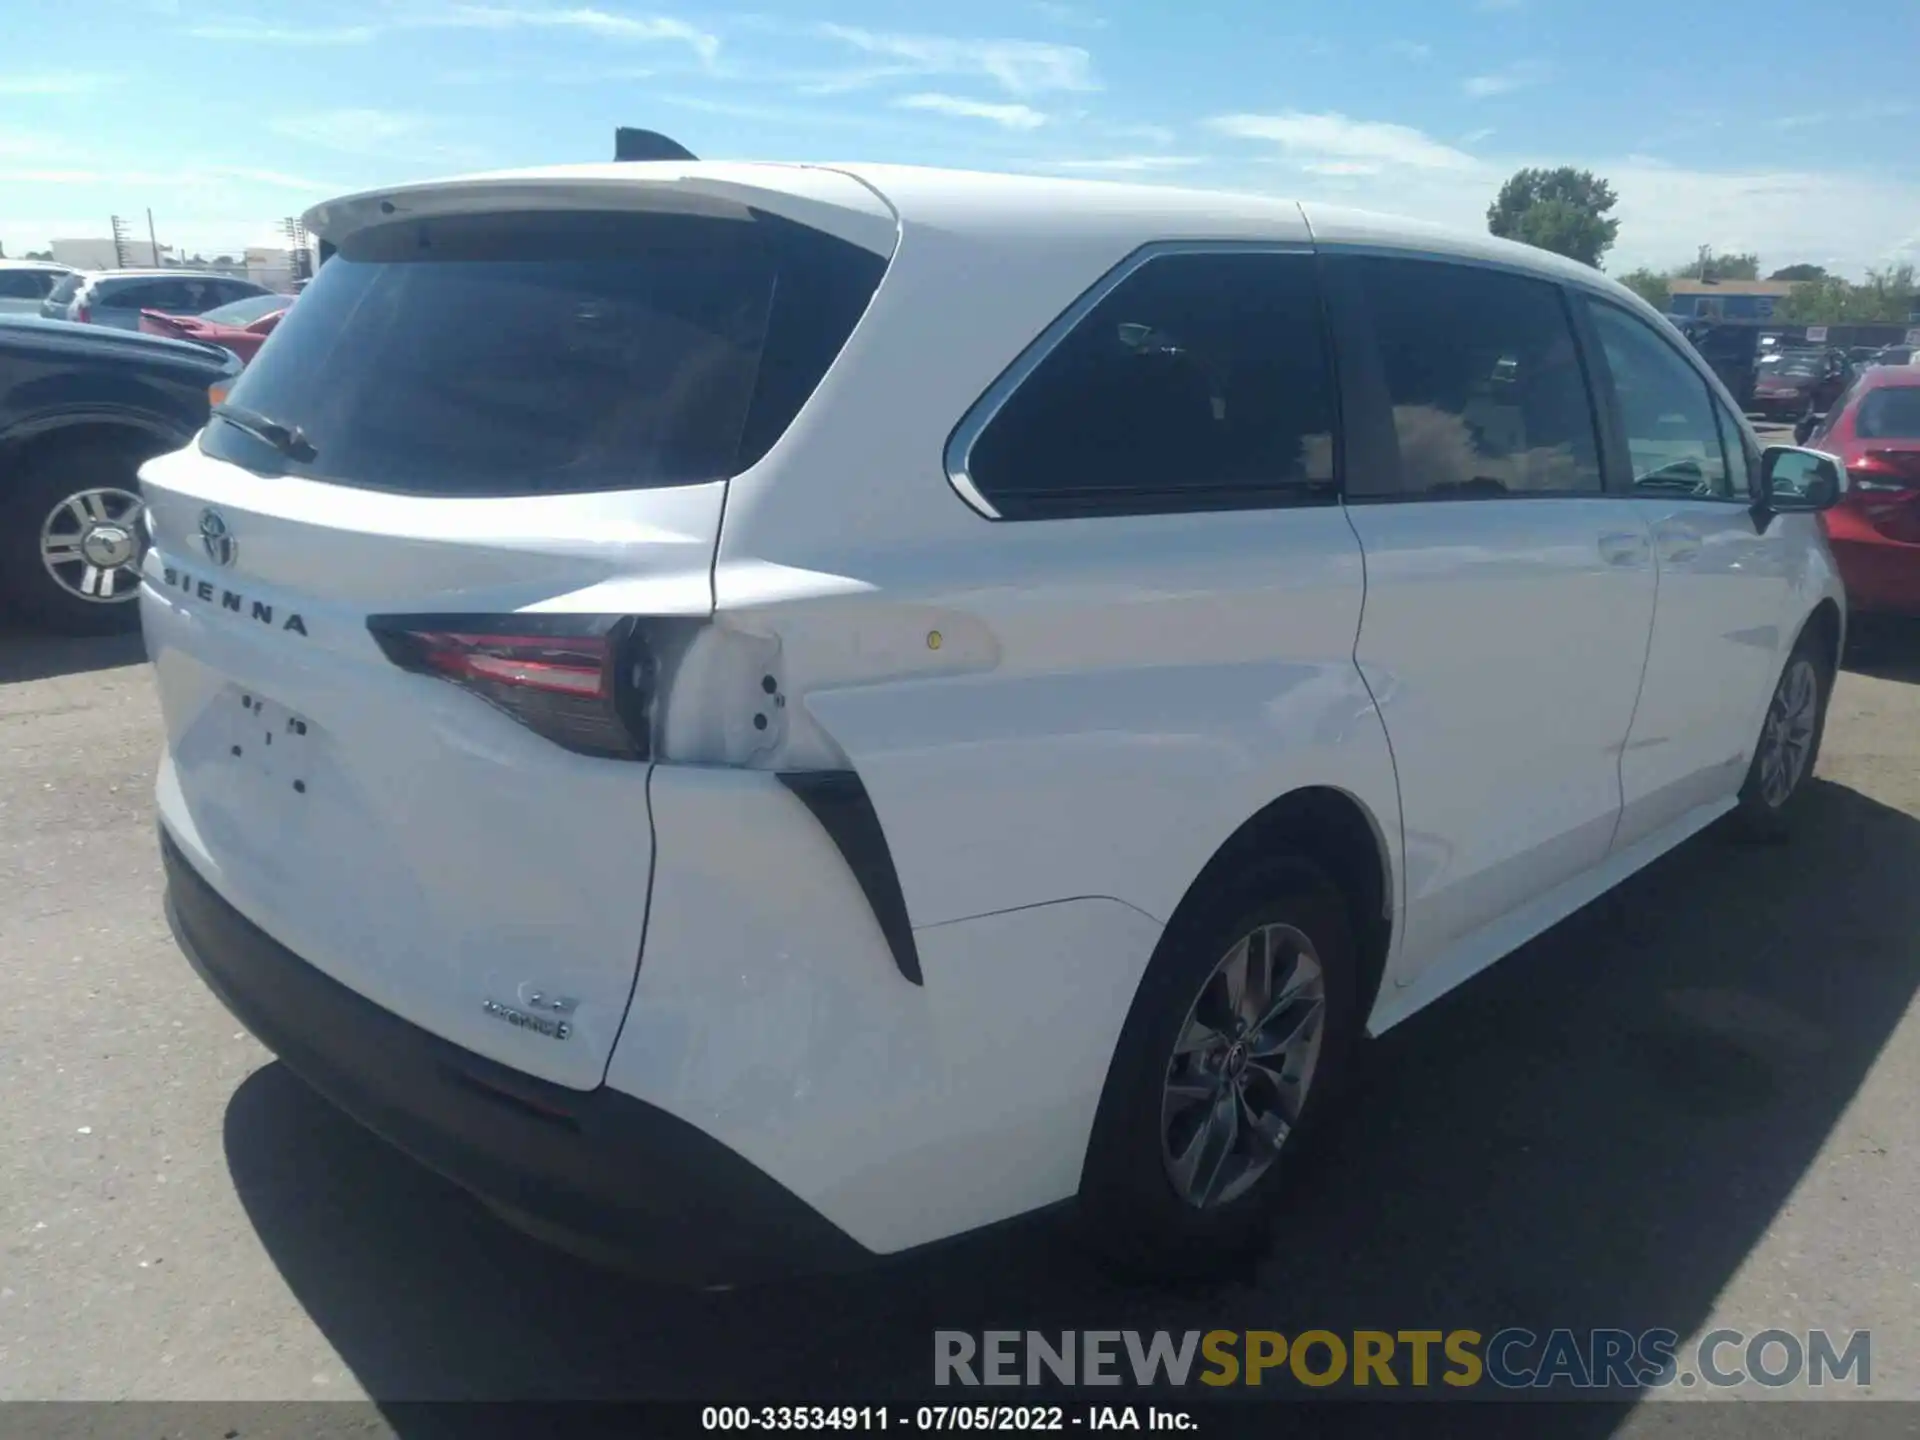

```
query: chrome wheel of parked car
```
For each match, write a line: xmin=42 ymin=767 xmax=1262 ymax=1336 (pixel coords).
xmin=1160 ymin=922 xmax=1326 ymax=1210
xmin=39 ymin=485 xmax=146 ymax=605
xmin=1757 ymin=654 xmax=1820 ymax=809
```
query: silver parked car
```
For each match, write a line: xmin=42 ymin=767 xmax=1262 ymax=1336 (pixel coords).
xmin=39 ymin=269 xmax=273 ymax=331
xmin=0 ymin=260 xmax=81 ymax=316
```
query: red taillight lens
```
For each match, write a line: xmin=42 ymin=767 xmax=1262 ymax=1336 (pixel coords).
xmin=369 ymin=615 xmax=654 ymax=759
xmin=1848 ymin=452 xmax=1920 ymax=494
xmin=73 ymin=304 xmax=91 ymax=324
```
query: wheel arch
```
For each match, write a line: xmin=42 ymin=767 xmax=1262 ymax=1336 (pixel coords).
xmin=1803 ymin=594 xmax=1843 ymax=677
xmin=1163 ymin=785 xmax=1396 ymax=1026
xmin=0 ymin=409 xmax=192 ymax=476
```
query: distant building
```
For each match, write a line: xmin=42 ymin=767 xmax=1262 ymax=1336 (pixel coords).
xmin=50 ymin=237 xmax=176 ymax=270
xmin=1667 ymin=278 xmax=1797 ymax=321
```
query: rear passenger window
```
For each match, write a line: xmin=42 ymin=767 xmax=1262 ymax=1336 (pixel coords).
xmin=1584 ymin=300 xmax=1734 ymax=498
xmin=115 ymin=281 xmax=174 ymax=312
xmin=1335 ymin=255 xmax=1602 ymax=500
xmin=960 ymin=251 xmax=1337 ymax=519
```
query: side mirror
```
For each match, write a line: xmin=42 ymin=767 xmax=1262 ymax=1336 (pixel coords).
xmin=1757 ymin=445 xmax=1846 ymax=517
xmin=1792 ymin=413 xmax=1824 ymax=445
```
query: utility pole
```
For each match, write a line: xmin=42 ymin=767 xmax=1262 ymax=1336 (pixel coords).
xmin=110 ymin=215 xmax=132 ymax=268
xmin=282 ymin=215 xmax=311 ymax=283
xmin=146 ymin=208 xmax=162 ymax=266
xmin=1698 ymin=244 xmax=1713 ymax=283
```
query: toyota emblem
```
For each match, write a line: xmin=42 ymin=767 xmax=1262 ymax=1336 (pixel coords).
xmin=199 ymin=508 xmax=237 ymax=568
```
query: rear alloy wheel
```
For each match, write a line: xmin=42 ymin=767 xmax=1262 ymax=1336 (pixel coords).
xmin=1078 ymin=858 xmax=1357 ymax=1279
xmin=1160 ymin=924 xmax=1327 ymax=1209
xmin=0 ymin=436 xmax=151 ymax=634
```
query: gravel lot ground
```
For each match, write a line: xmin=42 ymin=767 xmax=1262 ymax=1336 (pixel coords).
xmin=3 ymin=606 xmax=1918 ymax=1425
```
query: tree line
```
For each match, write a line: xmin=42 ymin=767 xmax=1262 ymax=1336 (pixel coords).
xmin=1487 ymin=167 xmax=1915 ymax=325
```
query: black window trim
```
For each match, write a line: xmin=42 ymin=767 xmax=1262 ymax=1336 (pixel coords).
xmin=1578 ymin=292 xmax=1752 ymax=507
xmin=1317 ymin=245 xmax=1611 ymax=505
xmin=942 ymin=239 xmax=1338 ymax=523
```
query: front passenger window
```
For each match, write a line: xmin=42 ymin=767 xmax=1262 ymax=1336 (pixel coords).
xmin=1585 ymin=301 xmax=1733 ymax=499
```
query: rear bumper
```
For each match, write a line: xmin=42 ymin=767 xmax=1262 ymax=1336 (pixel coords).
xmin=1828 ymin=532 xmax=1920 ymax=616
xmin=161 ymin=828 xmax=874 ymax=1286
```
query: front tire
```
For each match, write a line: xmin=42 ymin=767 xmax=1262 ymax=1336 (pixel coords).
xmin=1077 ymin=858 xmax=1358 ymax=1279
xmin=1733 ymin=632 xmax=1831 ymax=840
xmin=0 ymin=434 xmax=152 ymax=635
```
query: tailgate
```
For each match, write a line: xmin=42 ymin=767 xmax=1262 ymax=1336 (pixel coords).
xmin=142 ymin=447 xmax=720 ymax=1089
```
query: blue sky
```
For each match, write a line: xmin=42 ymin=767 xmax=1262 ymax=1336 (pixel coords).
xmin=4 ymin=0 xmax=1918 ymax=275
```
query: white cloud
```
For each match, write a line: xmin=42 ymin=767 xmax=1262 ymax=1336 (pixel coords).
xmin=188 ymin=21 xmax=378 ymax=43
xmin=424 ymin=5 xmax=720 ymax=61
xmin=1209 ymin=111 xmax=1478 ymax=171
xmin=1390 ymin=40 xmax=1433 ymax=61
xmin=896 ymin=93 xmax=1050 ymax=130
xmin=1461 ymin=126 xmax=1496 ymax=144
xmin=1464 ymin=60 xmax=1551 ymax=97
xmin=0 ymin=128 xmax=56 ymax=157
xmin=269 ymin=109 xmax=438 ymax=157
xmin=1037 ymin=155 xmax=1207 ymax=173
xmin=0 ymin=73 xmax=114 ymax=96
xmin=817 ymin=24 xmax=1098 ymax=95
xmin=1099 ymin=121 xmax=1178 ymax=147
xmin=0 ymin=165 xmax=336 ymax=190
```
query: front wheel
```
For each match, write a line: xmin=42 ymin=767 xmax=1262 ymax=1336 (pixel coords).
xmin=1076 ymin=858 xmax=1358 ymax=1279
xmin=1733 ymin=635 xmax=1830 ymax=839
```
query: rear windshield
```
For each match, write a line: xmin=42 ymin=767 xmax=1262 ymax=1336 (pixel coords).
xmin=1857 ymin=386 xmax=1920 ymax=440
xmin=201 ymin=208 xmax=888 ymax=496
xmin=45 ymin=274 xmax=83 ymax=306
xmin=199 ymin=293 xmax=288 ymax=326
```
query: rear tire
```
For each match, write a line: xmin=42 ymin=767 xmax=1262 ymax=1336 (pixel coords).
xmin=1732 ymin=630 xmax=1832 ymax=841
xmin=1076 ymin=857 xmax=1358 ymax=1280
xmin=0 ymin=433 xmax=152 ymax=635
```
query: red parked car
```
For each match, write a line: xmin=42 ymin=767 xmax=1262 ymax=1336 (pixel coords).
xmin=1753 ymin=347 xmax=1851 ymax=421
xmin=1798 ymin=365 xmax=1920 ymax=615
xmin=139 ymin=291 xmax=290 ymax=363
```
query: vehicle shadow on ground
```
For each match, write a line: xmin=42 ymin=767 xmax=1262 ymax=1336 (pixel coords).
xmin=1843 ymin=618 xmax=1920 ymax=685
xmin=224 ymin=779 xmax=1920 ymax=1426
xmin=0 ymin=615 xmax=144 ymax=682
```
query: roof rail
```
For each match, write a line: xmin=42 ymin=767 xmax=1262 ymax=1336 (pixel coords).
xmin=615 ymin=128 xmax=697 ymax=162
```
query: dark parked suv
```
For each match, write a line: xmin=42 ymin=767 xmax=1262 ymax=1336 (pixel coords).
xmin=0 ymin=316 xmax=239 ymax=632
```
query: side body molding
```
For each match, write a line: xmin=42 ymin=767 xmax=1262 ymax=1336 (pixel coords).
xmin=775 ymin=770 xmax=924 ymax=985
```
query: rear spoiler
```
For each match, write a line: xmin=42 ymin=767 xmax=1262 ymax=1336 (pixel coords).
xmin=615 ymin=127 xmax=697 ymax=162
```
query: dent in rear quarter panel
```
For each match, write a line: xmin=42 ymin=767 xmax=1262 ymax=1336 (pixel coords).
xmin=606 ymin=765 xmax=1168 ymax=1252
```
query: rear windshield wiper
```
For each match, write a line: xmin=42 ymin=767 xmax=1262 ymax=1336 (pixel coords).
xmin=212 ymin=403 xmax=317 ymax=463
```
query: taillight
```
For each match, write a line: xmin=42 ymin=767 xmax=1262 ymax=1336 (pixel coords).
xmin=73 ymin=303 xmax=91 ymax=324
xmin=369 ymin=616 xmax=646 ymax=758
xmin=367 ymin=613 xmax=799 ymax=767
xmin=1847 ymin=452 xmax=1920 ymax=494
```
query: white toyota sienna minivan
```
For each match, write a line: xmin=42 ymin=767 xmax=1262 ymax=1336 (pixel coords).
xmin=143 ymin=161 xmax=1848 ymax=1283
